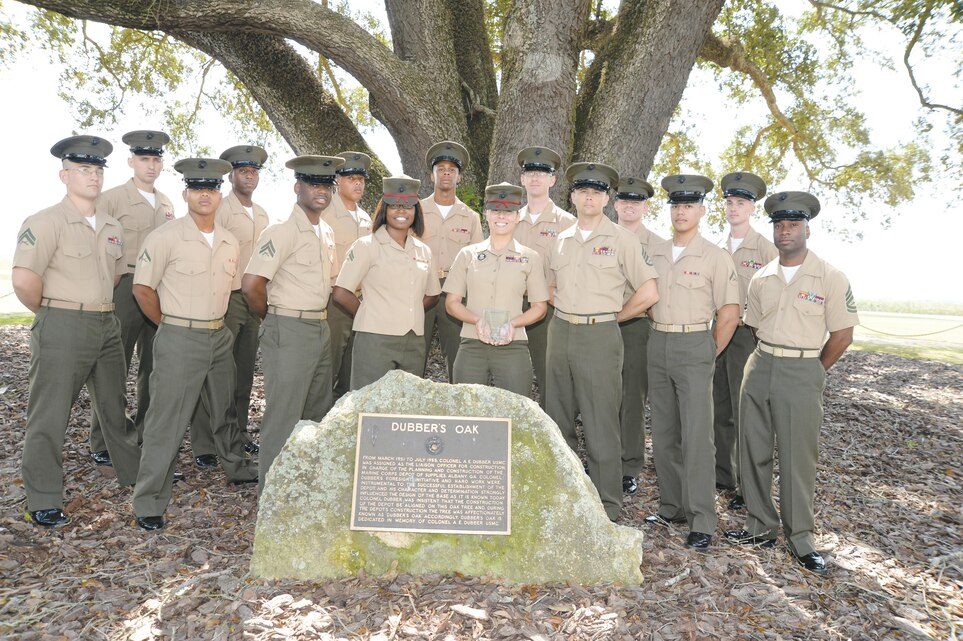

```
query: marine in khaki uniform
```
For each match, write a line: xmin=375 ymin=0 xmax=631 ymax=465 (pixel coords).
xmin=546 ymin=163 xmax=659 ymax=522
xmin=712 ymin=172 xmax=778 ymax=510
xmin=12 ymin=135 xmax=141 ymax=527
xmin=131 ymin=158 xmax=257 ymax=530
xmin=419 ymin=141 xmax=484 ymax=381
xmin=725 ymin=192 xmax=858 ymax=575
xmin=444 ymin=183 xmax=549 ymax=396
xmin=324 ymin=152 xmax=373 ymax=400
xmin=88 ymin=130 xmax=176 ymax=466
xmin=512 ymin=146 xmax=576 ymax=407
xmin=613 ymin=176 xmax=664 ymax=496
xmin=189 ymin=145 xmax=269 ymax=468
xmin=242 ymin=155 xmax=340 ymax=491
xmin=645 ymin=174 xmax=740 ymax=550
xmin=333 ymin=175 xmax=442 ymax=388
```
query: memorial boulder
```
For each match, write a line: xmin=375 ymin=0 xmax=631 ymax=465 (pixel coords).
xmin=251 ymin=371 xmax=644 ymax=584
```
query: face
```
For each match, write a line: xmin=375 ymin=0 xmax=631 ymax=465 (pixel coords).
xmin=183 ymin=186 xmax=222 ymax=216
xmin=570 ymin=187 xmax=609 ymax=217
xmin=773 ymin=219 xmax=810 ymax=254
xmin=485 ymin=209 xmax=520 ymax=236
xmin=385 ymin=204 xmax=416 ymax=233
xmin=128 ymin=154 xmax=163 ymax=186
xmin=60 ymin=160 xmax=104 ymax=200
xmin=614 ymin=197 xmax=649 ymax=225
xmin=670 ymin=202 xmax=705 ymax=233
xmin=230 ymin=166 xmax=260 ymax=199
xmin=295 ymin=180 xmax=332 ymax=214
xmin=338 ymin=174 xmax=365 ymax=204
xmin=520 ymin=169 xmax=556 ymax=199
xmin=431 ymin=160 xmax=460 ymax=192
xmin=725 ymin=196 xmax=755 ymax=226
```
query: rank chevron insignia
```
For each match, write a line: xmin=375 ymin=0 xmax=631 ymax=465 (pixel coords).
xmin=138 ymin=248 xmax=151 ymax=263
xmin=259 ymin=240 xmax=276 ymax=258
xmin=640 ymin=246 xmax=652 ymax=266
xmin=845 ymin=286 xmax=857 ymax=313
xmin=17 ymin=228 xmax=36 ymax=247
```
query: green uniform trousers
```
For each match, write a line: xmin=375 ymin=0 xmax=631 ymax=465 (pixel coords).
xmin=133 ymin=324 xmax=256 ymax=518
xmin=712 ymin=324 xmax=755 ymax=490
xmin=423 ymin=292 xmax=462 ymax=382
xmin=190 ymin=291 xmax=258 ymax=456
xmin=619 ymin=316 xmax=651 ymax=478
xmin=739 ymin=350 xmax=826 ymax=556
xmin=353 ymin=330 xmax=426 ymax=390
xmin=258 ymin=314 xmax=333 ymax=491
xmin=546 ymin=317 xmax=624 ymax=521
xmin=327 ymin=298 xmax=354 ymax=400
xmin=452 ymin=338 xmax=533 ymax=397
xmin=647 ymin=328 xmax=718 ymax=534
xmin=90 ymin=273 xmax=153 ymax=451
xmin=523 ymin=299 xmax=553 ymax=408
xmin=24 ymin=308 xmax=140 ymax=510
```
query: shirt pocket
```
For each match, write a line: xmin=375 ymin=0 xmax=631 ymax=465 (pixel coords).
xmin=588 ymin=254 xmax=618 ymax=270
xmin=792 ymin=297 xmax=825 ymax=317
xmin=105 ymin=241 xmax=124 ymax=260
xmin=445 ymin=226 xmax=471 ymax=243
xmin=63 ymin=243 xmax=93 ymax=262
xmin=679 ymin=274 xmax=708 ymax=290
xmin=297 ymin=247 xmax=321 ymax=267
xmin=175 ymin=260 xmax=207 ymax=278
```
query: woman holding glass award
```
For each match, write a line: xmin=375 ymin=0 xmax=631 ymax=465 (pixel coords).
xmin=443 ymin=183 xmax=549 ymax=396
xmin=332 ymin=175 xmax=442 ymax=389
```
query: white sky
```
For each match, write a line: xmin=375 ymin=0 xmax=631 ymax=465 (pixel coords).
xmin=0 ymin=1 xmax=960 ymax=307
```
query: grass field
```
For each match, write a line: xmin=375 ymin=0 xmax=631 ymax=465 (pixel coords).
xmin=852 ymin=311 xmax=963 ymax=364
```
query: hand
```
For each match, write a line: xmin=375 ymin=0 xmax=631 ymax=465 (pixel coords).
xmin=475 ymin=318 xmax=492 ymax=344
xmin=491 ymin=322 xmax=515 ymax=346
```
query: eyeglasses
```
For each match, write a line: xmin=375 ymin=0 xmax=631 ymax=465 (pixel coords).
xmin=67 ymin=166 xmax=105 ymax=177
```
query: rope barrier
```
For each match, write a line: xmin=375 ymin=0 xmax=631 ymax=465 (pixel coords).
xmin=858 ymin=322 xmax=963 ymax=339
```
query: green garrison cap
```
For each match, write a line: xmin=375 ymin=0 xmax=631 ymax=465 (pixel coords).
xmin=565 ymin=162 xmax=619 ymax=192
xmin=50 ymin=135 xmax=112 ymax=167
xmin=122 ymin=130 xmax=170 ymax=156
xmin=484 ymin=182 xmax=525 ymax=211
xmin=720 ymin=171 xmax=767 ymax=202
xmin=220 ymin=144 xmax=268 ymax=169
xmin=425 ymin=140 xmax=469 ymax=171
xmin=285 ymin=155 xmax=344 ymax=185
xmin=616 ymin=176 xmax=654 ymax=201
xmin=661 ymin=174 xmax=714 ymax=204
xmin=173 ymin=158 xmax=232 ymax=189
xmin=517 ymin=146 xmax=562 ymax=173
xmin=764 ymin=191 xmax=821 ymax=221
xmin=336 ymin=151 xmax=371 ymax=177
xmin=382 ymin=174 xmax=421 ymax=206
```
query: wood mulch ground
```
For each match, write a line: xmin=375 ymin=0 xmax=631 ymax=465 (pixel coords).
xmin=0 ymin=325 xmax=960 ymax=640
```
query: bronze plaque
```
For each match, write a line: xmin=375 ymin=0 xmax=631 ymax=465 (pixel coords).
xmin=350 ymin=413 xmax=511 ymax=535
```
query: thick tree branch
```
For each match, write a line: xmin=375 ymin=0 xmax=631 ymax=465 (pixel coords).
xmin=903 ymin=1 xmax=962 ymax=116
xmin=581 ymin=18 xmax=614 ymax=51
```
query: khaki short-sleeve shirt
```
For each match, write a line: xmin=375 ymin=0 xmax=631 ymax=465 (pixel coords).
xmin=14 ymin=196 xmax=126 ymax=304
xmin=244 ymin=205 xmax=335 ymax=311
xmin=514 ymin=200 xmax=576 ymax=270
xmin=723 ymin=226 xmax=778 ymax=315
xmin=216 ymin=190 xmax=270 ymax=290
xmin=648 ymin=233 xmax=740 ymax=325
xmin=321 ymin=194 xmax=372 ymax=284
xmin=336 ymin=227 xmax=441 ymax=336
xmin=419 ymin=195 xmax=484 ymax=274
xmin=133 ymin=216 xmax=239 ymax=320
xmin=620 ymin=224 xmax=665 ymax=308
xmin=548 ymin=216 xmax=658 ymax=315
xmin=745 ymin=250 xmax=859 ymax=349
xmin=99 ymin=179 xmax=176 ymax=274
xmin=443 ymin=238 xmax=550 ymax=340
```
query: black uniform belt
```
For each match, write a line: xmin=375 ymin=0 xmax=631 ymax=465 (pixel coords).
xmin=161 ymin=315 xmax=225 ymax=330
xmin=267 ymin=306 xmax=327 ymax=320
xmin=41 ymin=298 xmax=114 ymax=313
xmin=758 ymin=341 xmax=821 ymax=358
xmin=554 ymin=310 xmax=617 ymax=325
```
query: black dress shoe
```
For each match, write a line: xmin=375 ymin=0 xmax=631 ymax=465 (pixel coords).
xmin=194 ymin=454 xmax=218 ymax=469
xmin=91 ymin=450 xmax=112 ymax=466
xmin=793 ymin=550 xmax=827 ymax=574
xmin=29 ymin=508 xmax=70 ymax=527
xmin=244 ymin=441 xmax=259 ymax=455
xmin=172 ymin=472 xmax=186 ymax=483
xmin=724 ymin=529 xmax=776 ymax=548
xmin=622 ymin=476 xmax=638 ymax=495
xmin=228 ymin=476 xmax=257 ymax=486
xmin=728 ymin=494 xmax=747 ymax=510
xmin=715 ymin=483 xmax=734 ymax=492
xmin=684 ymin=531 xmax=712 ymax=549
xmin=136 ymin=516 xmax=164 ymax=530
xmin=643 ymin=513 xmax=686 ymax=526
